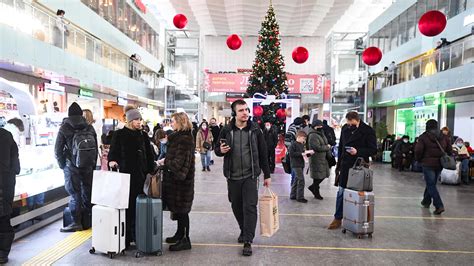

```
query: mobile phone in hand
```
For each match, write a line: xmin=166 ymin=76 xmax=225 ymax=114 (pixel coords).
xmin=220 ymin=139 xmax=228 ymax=146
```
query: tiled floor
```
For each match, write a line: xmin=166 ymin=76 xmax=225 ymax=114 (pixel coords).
xmin=8 ymin=158 xmax=474 ymax=265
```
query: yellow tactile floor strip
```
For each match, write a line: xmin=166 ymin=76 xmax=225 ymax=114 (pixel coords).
xmin=22 ymin=229 xmax=91 ymax=266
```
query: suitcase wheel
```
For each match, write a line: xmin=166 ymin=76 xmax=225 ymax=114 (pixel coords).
xmin=135 ymin=252 xmax=141 ymax=258
xmin=89 ymin=247 xmax=95 ymax=254
xmin=108 ymin=252 xmax=116 ymax=259
xmin=342 ymin=229 xmax=346 ymax=234
xmin=357 ymin=234 xmax=363 ymax=239
xmin=120 ymin=250 xmax=126 ymax=256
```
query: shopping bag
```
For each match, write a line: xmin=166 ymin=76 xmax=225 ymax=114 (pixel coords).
xmin=440 ymin=162 xmax=461 ymax=185
xmin=259 ymin=188 xmax=279 ymax=237
xmin=143 ymin=168 xmax=162 ymax=198
xmin=91 ymin=169 xmax=130 ymax=209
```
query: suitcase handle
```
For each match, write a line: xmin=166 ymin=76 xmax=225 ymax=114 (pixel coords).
xmin=121 ymin=222 xmax=125 ymax=237
xmin=153 ymin=217 xmax=158 ymax=235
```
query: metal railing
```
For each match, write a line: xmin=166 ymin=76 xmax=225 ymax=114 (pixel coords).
xmin=0 ymin=0 xmax=158 ymax=88
xmin=368 ymin=35 xmax=474 ymax=91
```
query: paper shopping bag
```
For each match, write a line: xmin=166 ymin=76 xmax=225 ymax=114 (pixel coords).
xmin=143 ymin=169 xmax=162 ymax=198
xmin=259 ymin=188 xmax=279 ymax=237
xmin=91 ymin=170 xmax=130 ymax=209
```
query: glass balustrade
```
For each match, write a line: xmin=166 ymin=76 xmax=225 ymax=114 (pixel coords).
xmin=0 ymin=0 xmax=157 ymax=87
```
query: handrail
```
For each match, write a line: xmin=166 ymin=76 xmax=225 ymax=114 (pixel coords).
xmin=368 ymin=34 xmax=474 ymax=92
xmin=0 ymin=0 xmax=158 ymax=88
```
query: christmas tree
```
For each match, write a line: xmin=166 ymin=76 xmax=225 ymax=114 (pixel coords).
xmin=247 ymin=3 xmax=288 ymax=133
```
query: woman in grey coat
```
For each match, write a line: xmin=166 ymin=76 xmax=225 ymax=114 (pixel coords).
xmin=307 ymin=120 xmax=331 ymax=200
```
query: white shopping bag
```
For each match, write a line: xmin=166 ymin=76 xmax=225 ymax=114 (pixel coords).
xmin=91 ymin=170 xmax=130 ymax=209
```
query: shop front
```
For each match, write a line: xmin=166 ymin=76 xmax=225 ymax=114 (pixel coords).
xmin=395 ymin=104 xmax=439 ymax=141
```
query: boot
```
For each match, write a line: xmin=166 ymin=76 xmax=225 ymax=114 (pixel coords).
xmin=60 ymin=222 xmax=83 ymax=233
xmin=314 ymin=188 xmax=323 ymax=200
xmin=207 ymin=166 xmax=211 ymax=171
xmin=165 ymin=233 xmax=183 ymax=244
xmin=202 ymin=167 xmax=206 ymax=171
xmin=169 ymin=237 xmax=192 ymax=251
xmin=308 ymin=184 xmax=315 ymax=197
xmin=242 ymin=242 xmax=252 ymax=256
xmin=327 ymin=219 xmax=342 ymax=230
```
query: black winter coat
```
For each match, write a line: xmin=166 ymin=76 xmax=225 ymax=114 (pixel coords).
xmin=163 ymin=130 xmax=195 ymax=214
xmin=108 ymin=127 xmax=156 ymax=194
xmin=415 ymin=131 xmax=452 ymax=169
xmin=323 ymin=125 xmax=337 ymax=146
xmin=210 ymin=125 xmax=221 ymax=146
xmin=336 ymin=122 xmax=377 ymax=188
xmin=215 ymin=119 xmax=271 ymax=179
xmin=0 ymin=128 xmax=20 ymax=216
xmin=55 ymin=116 xmax=98 ymax=169
xmin=263 ymin=126 xmax=279 ymax=150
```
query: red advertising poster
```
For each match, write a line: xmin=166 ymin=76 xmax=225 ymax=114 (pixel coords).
xmin=206 ymin=73 xmax=323 ymax=95
xmin=323 ymin=78 xmax=331 ymax=103
xmin=275 ymin=135 xmax=286 ymax=163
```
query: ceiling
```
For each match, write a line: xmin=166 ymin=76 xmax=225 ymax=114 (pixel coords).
xmin=145 ymin=0 xmax=359 ymax=36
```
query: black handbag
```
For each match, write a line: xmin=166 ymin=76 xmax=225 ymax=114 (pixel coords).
xmin=203 ymin=141 xmax=212 ymax=150
xmin=435 ymin=139 xmax=456 ymax=170
xmin=326 ymin=151 xmax=336 ymax=167
xmin=282 ymin=152 xmax=292 ymax=174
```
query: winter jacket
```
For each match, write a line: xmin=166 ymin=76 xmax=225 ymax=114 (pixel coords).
xmin=163 ymin=130 xmax=195 ymax=214
xmin=415 ymin=131 xmax=452 ymax=169
xmin=263 ymin=126 xmax=279 ymax=150
xmin=336 ymin=122 xmax=377 ymax=188
xmin=322 ymin=124 xmax=337 ymax=146
xmin=54 ymin=115 xmax=98 ymax=169
xmin=0 ymin=128 xmax=20 ymax=217
xmin=214 ymin=119 xmax=271 ymax=180
xmin=289 ymin=141 xmax=305 ymax=169
xmin=195 ymin=128 xmax=213 ymax=154
xmin=307 ymin=129 xmax=330 ymax=180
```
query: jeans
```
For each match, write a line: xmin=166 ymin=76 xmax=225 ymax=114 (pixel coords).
xmin=334 ymin=187 xmax=344 ymax=220
xmin=422 ymin=167 xmax=444 ymax=209
xmin=63 ymin=165 xmax=93 ymax=224
xmin=227 ymin=178 xmax=258 ymax=243
xmin=200 ymin=151 xmax=211 ymax=168
xmin=290 ymin=169 xmax=296 ymax=186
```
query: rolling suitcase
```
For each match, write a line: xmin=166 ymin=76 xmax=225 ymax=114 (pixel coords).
xmin=63 ymin=207 xmax=92 ymax=230
xmin=135 ymin=195 xmax=163 ymax=257
xmin=382 ymin=150 xmax=392 ymax=163
xmin=89 ymin=205 xmax=126 ymax=259
xmin=342 ymin=188 xmax=374 ymax=238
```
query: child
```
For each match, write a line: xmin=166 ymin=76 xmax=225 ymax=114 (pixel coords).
xmin=289 ymin=131 xmax=314 ymax=203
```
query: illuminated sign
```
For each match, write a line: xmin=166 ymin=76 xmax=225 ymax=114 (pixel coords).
xmin=79 ymin=88 xmax=93 ymax=98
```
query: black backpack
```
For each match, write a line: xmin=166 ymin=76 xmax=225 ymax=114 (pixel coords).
xmin=71 ymin=127 xmax=97 ymax=168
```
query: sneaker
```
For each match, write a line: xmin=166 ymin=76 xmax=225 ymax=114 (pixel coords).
xmin=169 ymin=237 xmax=192 ymax=251
xmin=238 ymin=233 xmax=244 ymax=243
xmin=327 ymin=219 xmax=342 ymax=230
xmin=60 ymin=223 xmax=83 ymax=233
xmin=433 ymin=208 xmax=445 ymax=215
xmin=296 ymin=198 xmax=308 ymax=203
xmin=242 ymin=242 xmax=252 ymax=256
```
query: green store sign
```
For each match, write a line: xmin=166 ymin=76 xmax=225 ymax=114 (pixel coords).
xmin=79 ymin=88 xmax=94 ymax=98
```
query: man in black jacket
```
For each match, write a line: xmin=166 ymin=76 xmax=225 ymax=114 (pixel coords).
xmin=328 ymin=112 xmax=377 ymax=230
xmin=215 ymin=99 xmax=271 ymax=257
xmin=322 ymin=120 xmax=336 ymax=146
xmin=263 ymin=121 xmax=279 ymax=173
xmin=0 ymin=128 xmax=20 ymax=264
xmin=55 ymin=102 xmax=98 ymax=233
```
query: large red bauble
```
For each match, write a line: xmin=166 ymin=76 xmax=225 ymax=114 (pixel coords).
xmin=418 ymin=10 xmax=446 ymax=37
xmin=276 ymin=108 xmax=286 ymax=119
xmin=226 ymin=34 xmax=242 ymax=50
xmin=173 ymin=14 xmax=188 ymax=29
xmin=292 ymin=46 xmax=309 ymax=64
xmin=362 ymin=47 xmax=383 ymax=66
xmin=253 ymin=105 xmax=264 ymax=117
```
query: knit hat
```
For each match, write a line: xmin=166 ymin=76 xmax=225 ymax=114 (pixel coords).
xmin=425 ymin=119 xmax=438 ymax=131
xmin=125 ymin=108 xmax=142 ymax=122
xmin=68 ymin=102 xmax=82 ymax=116
xmin=312 ymin=119 xmax=323 ymax=128
xmin=293 ymin=117 xmax=303 ymax=126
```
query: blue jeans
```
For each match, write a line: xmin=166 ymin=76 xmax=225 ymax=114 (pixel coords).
xmin=422 ymin=167 xmax=444 ymax=209
xmin=290 ymin=169 xmax=296 ymax=186
xmin=200 ymin=150 xmax=211 ymax=168
xmin=63 ymin=165 xmax=93 ymax=224
xmin=334 ymin=187 xmax=344 ymax=220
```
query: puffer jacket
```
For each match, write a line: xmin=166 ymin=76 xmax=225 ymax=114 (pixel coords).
xmin=307 ymin=129 xmax=330 ymax=180
xmin=415 ymin=131 xmax=452 ymax=169
xmin=214 ymin=119 xmax=271 ymax=179
xmin=54 ymin=115 xmax=98 ymax=169
xmin=0 ymin=128 xmax=20 ymax=216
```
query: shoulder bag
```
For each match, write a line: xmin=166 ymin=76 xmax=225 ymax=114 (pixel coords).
xmin=435 ymin=139 xmax=456 ymax=170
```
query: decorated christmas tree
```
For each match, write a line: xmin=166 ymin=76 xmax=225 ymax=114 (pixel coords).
xmin=247 ymin=3 xmax=288 ymax=132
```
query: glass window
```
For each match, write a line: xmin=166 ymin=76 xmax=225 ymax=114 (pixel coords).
xmin=398 ymin=11 xmax=408 ymax=45
xmin=438 ymin=0 xmax=449 ymax=15
xmin=466 ymin=0 xmax=473 ymax=9
xmin=390 ymin=20 xmax=398 ymax=50
xmin=407 ymin=4 xmax=416 ymax=41
xmin=426 ymin=0 xmax=437 ymax=11
xmin=383 ymin=25 xmax=391 ymax=53
xmin=449 ymin=0 xmax=465 ymax=17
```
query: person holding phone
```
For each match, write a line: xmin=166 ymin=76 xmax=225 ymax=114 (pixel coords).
xmin=214 ymin=99 xmax=271 ymax=257
xmin=327 ymin=111 xmax=377 ymax=230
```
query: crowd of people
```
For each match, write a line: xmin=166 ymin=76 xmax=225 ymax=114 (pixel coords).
xmin=1 ymin=100 xmax=473 ymax=262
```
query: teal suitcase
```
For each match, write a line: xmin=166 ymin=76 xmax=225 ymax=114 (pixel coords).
xmin=135 ymin=195 xmax=163 ymax=257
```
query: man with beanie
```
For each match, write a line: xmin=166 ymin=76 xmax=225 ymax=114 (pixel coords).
xmin=55 ymin=102 xmax=98 ymax=232
xmin=0 ymin=128 xmax=20 ymax=263
xmin=415 ymin=119 xmax=451 ymax=215
xmin=328 ymin=112 xmax=377 ymax=230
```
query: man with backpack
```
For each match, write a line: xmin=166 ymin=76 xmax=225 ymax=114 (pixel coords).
xmin=55 ymin=102 xmax=98 ymax=232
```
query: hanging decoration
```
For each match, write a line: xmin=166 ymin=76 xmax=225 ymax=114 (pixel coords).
xmin=292 ymin=47 xmax=309 ymax=64
xmin=418 ymin=10 xmax=447 ymax=37
xmin=253 ymin=105 xmax=264 ymax=117
xmin=362 ymin=47 xmax=383 ymax=66
xmin=276 ymin=108 xmax=286 ymax=120
xmin=226 ymin=34 xmax=242 ymax=50
xmin=173 ymin=14 xmax=188 ymax=29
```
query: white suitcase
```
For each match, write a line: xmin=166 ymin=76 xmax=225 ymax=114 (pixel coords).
xmin=342 ymin=188 xmax=375 ymax=238
xmin=89 ymin=205 xmax=126 ymax=259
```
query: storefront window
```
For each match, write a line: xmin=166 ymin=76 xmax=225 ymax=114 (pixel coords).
xmin=395 ymin=105 xmax=438 ymax=140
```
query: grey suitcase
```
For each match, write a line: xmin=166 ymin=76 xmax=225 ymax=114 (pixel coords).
xmin=135 ymin=195 xmax=163 ymax=257
xmin=342 ymin=188 xmax=374 ymax=238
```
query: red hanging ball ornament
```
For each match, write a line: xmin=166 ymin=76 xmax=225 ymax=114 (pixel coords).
xmin=227 ymin=34 xmax=242 ymax=50
xmin=418 ymin=10 xmax=447 ymax=37
xmin=173 ymin=14 xmax=188 ymax=29
xmin=276 ymin=108 xmax=286 ymax=120
xmin=292 ymin=46 xmax=309 ymax=64
xmin=253 ymin=105 xmax=264 ymax=117
xmin=362 ymin=47 xmax=383 ymax=66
